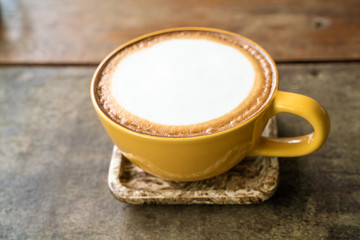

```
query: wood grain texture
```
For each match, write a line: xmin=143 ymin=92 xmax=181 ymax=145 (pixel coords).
xmin=0 ymin=64 xmax=359 ymax=238
xmin=0 ymin=0 xmax=359 ymax=64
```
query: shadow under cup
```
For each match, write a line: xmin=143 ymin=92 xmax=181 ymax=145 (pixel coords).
xmin=90 ymin=27 xmax=330 ymax=181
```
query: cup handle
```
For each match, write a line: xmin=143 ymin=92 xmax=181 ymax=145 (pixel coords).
xmin=248 ymin=91 xmax=330 ymax=157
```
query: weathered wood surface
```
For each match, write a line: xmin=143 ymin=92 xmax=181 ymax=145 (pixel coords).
xmin=1 ymin=64 xmax=359 ymax=239
xmin=0 ymin=0 xmax=359 ymax=64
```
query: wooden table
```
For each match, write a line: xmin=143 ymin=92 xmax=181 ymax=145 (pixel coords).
xmin=1 ymin=1 xmax=359 ymax=239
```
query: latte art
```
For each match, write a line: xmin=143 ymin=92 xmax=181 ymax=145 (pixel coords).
xmin=97 ymin=30 xmax=274 ymax=137
xmin=112 ymin=39 xmax=255 ymax=125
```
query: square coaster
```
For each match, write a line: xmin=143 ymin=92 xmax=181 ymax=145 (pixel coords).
xmin=108 ymin=118 xmax=278 ymax=204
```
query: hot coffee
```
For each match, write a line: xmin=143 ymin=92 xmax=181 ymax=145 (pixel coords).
xmin=91 ymin=28 xmax=330 ymax=181
xmin=95 ymin=30 xmax=275 ymax=137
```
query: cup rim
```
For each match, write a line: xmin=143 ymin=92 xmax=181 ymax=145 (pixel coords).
xmin=90 ymin=27 xmax=279 ymax=141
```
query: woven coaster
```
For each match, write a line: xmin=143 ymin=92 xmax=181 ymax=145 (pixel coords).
xmin=108 ymin=118 xmax=278 ymax=204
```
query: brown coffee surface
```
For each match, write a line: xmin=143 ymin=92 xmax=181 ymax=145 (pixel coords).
xmin=95 ymin=30 xmax=275 ymax=137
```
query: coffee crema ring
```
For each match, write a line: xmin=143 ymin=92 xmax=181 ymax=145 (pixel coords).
xmin=96 ymin=30 xmax=274 ymax=137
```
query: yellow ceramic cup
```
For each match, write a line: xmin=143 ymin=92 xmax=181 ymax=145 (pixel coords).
xmin=90 ymin=27 xmax=330 ymax=181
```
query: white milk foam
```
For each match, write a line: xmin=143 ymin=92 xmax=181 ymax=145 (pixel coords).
xmin=110 ymin=39 xmax=255 ymax=125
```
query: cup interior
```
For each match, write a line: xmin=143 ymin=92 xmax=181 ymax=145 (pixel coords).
xmin=90 ymin=27 xmax=279 ymax=139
